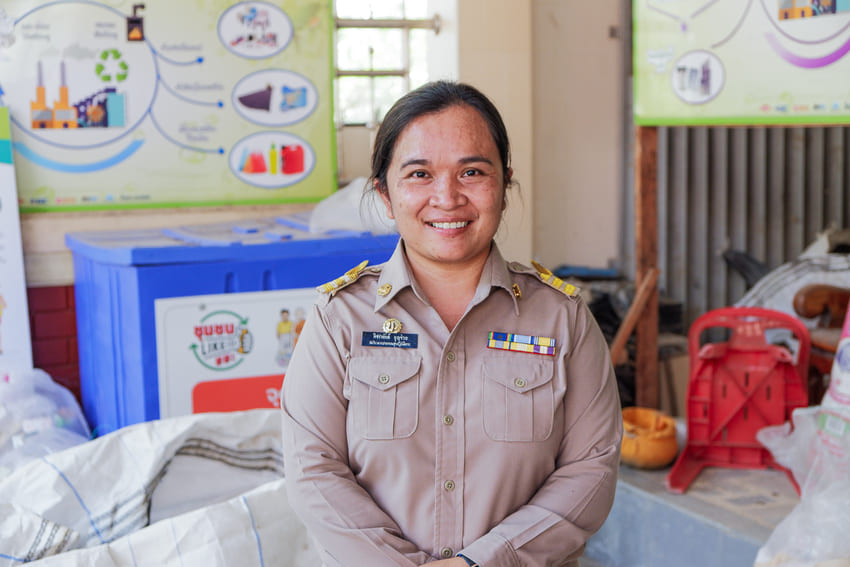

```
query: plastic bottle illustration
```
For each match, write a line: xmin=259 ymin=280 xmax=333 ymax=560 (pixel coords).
xmin=269 ymin=142 xmax=277 ymax=174
xmin=281 ymin=144 xmax=304 ymax=174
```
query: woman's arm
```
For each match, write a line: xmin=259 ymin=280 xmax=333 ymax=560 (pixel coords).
xmin=281 ymin=303 xmax=432 ymax=567
xmin=457 ymin=300 xmax=623 ymax=567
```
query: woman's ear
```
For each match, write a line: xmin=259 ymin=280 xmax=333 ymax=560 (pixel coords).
xmin=375 ymin=179 xmax=395 ymax=220
xmin=502 ymin=167 xmax=513 ymax=211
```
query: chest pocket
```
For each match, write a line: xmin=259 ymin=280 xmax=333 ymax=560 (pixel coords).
xmin=482 ymin=356 xmax=555 ymax=442
xmin=348 ymin=355 xmax=421 ymax=440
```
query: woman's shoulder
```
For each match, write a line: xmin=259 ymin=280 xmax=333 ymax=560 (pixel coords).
xmin=314 ymin=259 xmax=383 ymax=304
xmin=507 ymin=259 xmax=582 ymax=301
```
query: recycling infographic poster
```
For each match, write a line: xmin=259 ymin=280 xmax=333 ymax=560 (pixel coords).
xmin=0 ymin=107 xmax=34 ymax=373
xmin=634 ymin=0 xmax=850 ymax=125
xmin=0 ymin=0 xmax=335 ymax=212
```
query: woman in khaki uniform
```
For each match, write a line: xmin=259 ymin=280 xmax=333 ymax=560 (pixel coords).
xmin=281 ymin=81 xmax=622 ymax=567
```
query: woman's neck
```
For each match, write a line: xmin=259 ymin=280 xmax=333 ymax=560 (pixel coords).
xmin=406 ymin=251 xmax=489 ymax=331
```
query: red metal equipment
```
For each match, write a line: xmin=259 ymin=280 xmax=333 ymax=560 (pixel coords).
xmin=666 ymin=307 xmax=810 ymax=493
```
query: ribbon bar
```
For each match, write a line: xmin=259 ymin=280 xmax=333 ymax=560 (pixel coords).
xmin=488 ymin=332 xmax=555 ymax=347
xmin=487 ymin=333 xmax=556 ymax=356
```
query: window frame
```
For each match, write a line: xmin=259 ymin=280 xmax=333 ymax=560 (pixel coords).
xmin=333 ymin=9 xmax=441 ymax=126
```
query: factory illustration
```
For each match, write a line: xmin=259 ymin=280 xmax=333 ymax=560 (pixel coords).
xmin=778 ymin=0 xmax=850 ymax=19
xmin=30 ymin=58 xmax=127 ymax=130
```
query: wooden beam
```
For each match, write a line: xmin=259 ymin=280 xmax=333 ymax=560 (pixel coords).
xmin=610 ymin=267 xmax=659 ymax=366
xmin=634 ymin=125 xmax=659 ymax=408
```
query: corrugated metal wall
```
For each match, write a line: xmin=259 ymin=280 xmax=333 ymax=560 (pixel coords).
xmin=622 ymin=125 xmax=850 ymax=328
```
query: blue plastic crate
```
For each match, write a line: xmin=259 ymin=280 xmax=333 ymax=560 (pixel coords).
xmin=66 ymin=216 xmax=398 ymax=435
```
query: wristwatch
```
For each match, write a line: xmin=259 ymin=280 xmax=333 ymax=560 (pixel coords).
xmin=457 ymin=554 xmax=479 ymax=567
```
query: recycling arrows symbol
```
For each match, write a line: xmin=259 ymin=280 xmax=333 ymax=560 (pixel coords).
xmin=95 ymin=48 xmax=129 ymax=83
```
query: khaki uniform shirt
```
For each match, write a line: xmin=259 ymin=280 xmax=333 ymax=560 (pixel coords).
xmin=281 ymin=242 xmax=622 ymax=567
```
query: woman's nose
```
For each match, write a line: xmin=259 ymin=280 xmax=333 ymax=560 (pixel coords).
xmin=429 ymin=175 xmax=465 ymax=208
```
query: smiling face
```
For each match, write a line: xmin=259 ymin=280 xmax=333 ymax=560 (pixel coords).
xmin=378 ymin=104 xmax=510 ymax=274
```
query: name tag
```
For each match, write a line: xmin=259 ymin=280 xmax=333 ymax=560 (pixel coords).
xmin=362 ymin=331 xmax=418 ymax=349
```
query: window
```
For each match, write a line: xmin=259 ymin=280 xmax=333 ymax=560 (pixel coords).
xmin=334 ymin=0 xmax=441 ymax=126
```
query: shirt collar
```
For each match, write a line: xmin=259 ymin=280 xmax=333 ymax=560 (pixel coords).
xmin=478 ymin=243 xmax=521 ymax=316
xmin=373 ymin=241 xmax=415 ymax=311
xmin=373 ymin=240 xmax=520 ymax=315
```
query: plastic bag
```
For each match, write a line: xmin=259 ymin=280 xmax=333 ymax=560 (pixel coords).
xmin=0 ymin=368 xmax=91 ymax=478
xmin=754 ymin=405 xmax=850 ymax=567
xmin=0 ymin=409 xmax=317 ymax=566
xmin=309 ymin=176 xmax=397 ymax=235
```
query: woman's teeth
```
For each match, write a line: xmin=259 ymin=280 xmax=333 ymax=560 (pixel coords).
xmin=429 ymin=221 xmax=469 ymax=229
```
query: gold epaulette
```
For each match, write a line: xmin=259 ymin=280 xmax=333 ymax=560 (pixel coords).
xmin=316 ymin=260 xmax=370 ymax=295
xmin=531 ymin=260 xmax=579 ymax=296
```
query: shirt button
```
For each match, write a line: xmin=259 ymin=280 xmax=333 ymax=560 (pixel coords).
xmin=441 ymin=547 xmax=453 ymax=558
xmin=446 ymin=351 xmax=456 ymax=362
xmin=444 ymin=480 xmax=455 ymax=491
xmin=378 ymin=374 xmax=390 ymax=384
xmin=514 ymin=378 xmax=527 ymax=388
xmin=442 ymin=415 xmax=454 ymax=426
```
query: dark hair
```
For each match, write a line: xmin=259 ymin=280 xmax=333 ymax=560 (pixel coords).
xmin=369 ymin=80 xmax=512 ymax=194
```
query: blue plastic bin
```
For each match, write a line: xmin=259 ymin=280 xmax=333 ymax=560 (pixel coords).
xmin=66 ymin=215 xmax=398 ymax=435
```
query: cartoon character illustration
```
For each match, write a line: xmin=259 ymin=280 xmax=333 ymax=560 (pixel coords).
xmin=276 ymin=308 xmax=294 ymax=366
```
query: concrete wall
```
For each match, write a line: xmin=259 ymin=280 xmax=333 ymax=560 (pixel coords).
xmin=457 ymin=0 xmax=534 ymax=264
xmin=531 ymin=0 xmax=625 ymax=270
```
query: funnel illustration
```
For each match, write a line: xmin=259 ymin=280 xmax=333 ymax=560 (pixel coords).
xmin=238 ymin=85 xmax=272 ymax=111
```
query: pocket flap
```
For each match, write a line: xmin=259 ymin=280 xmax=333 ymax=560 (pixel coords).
xmin=482 ymin=356 xmax=554 ymax=393
xmin=349 ymin=355 xmax=422 ymax=392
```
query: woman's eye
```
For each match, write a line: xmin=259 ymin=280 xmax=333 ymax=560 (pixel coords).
xmin=462 ymin=169 xmax=480 ymax=177
xmin=411 ymin=171 xmax=428 ymax=178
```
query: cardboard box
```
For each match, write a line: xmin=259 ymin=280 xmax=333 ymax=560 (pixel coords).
xmin=658 ymin=333 xmax=690 ymax=417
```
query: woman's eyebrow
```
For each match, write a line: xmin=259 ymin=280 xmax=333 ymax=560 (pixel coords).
xmin=400 ymin=158 xmax=430 ymax=168
xmin=459 ymin=155 xmax=494 ymax=166
xmin=400 ymin=156 xmax=494 ymax=169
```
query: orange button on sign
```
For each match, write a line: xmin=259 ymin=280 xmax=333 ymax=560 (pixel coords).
xmin=192 ymin=374 xmax=285 ymax=413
